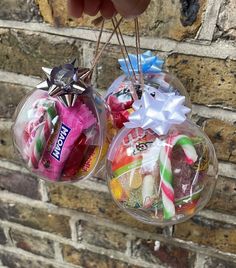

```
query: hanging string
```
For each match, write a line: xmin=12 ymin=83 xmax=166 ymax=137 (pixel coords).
xmin=89 ymin=17 xmax=123 ymax=74
xmin=111 ymin=18 xmax=139 ymax=100
xmin=93 ymin=18 xmax=105 ymax=66
xmin=111 ymin=18 xmax=133 ymax=80
xmin=111 ymin=19 xmax=132 ymax=79
xmin=113 ymin=17 xmax=137 ymax=82
xmin=134 ymin=18 xmax=144 ymax=89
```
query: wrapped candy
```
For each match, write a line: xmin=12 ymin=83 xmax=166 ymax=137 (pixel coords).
xmin=12 ymin=61 xmax=106 ymax=182
xmin=106 ymin=51 xmax=191 ymax=131
xmin=106 ymin=91 xmax=218 ymax=225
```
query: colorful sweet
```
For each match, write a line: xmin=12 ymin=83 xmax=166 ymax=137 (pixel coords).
xmin=105 ymin=51 xmax=191 ymax=133
xmin=38 ymin=98 xmax=96 ymax=181
xmin=12 ymin=61 xmax=106 ymax=182
xmin=23 ymin=98 xmax=58 ymax=169
xmin=159 ymin=135 xmax=198 ymax=220
xmin=106 ymin=90 xmax=218 ymax=226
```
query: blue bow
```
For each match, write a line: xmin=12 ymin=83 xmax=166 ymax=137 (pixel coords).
xmin=118 ymin=51 xmax=164 ymax=76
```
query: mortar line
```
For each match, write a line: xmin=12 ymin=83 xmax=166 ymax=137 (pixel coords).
xmin=0 ymin=244 xmax=81 ymax=268
xmin=192 ymin=104 xmax=236 ymax=123
xmin=38 ymin=180 xmax=50 ymax=202
xmin=0 ymin=224 xmax=161 ymax=268
xmin=0 ymin=20 xmax=235 ymax=60
xmin=194 ymin=253 xmax=208 ymax=268
xmin=1 ymin=70 xmax=236 ymax=121
xmin=197 ymin=0 xmax=224 ymax=41
xmin=0 ymin=219 xmax=236 ymax=265
xmin=53 ymin=241 xmax=64 ymax=262
xmin=69 ymin=217 xmax=78 ymax=243
xmin=1 ymin=189 xmax=236 ymax=236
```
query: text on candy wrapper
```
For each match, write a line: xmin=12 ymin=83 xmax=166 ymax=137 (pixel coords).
xmin=51 ymin=124 xmax=71 ymax=161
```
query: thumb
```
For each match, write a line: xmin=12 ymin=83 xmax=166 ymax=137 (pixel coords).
xmin=111 ymin=0 xmax=151 ymax=18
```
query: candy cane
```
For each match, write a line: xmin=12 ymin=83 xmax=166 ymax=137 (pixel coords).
xmin=159 ymin=135 xmax=198 ymax=220
xmin=28 ymin=106 xmax=57 ymax=169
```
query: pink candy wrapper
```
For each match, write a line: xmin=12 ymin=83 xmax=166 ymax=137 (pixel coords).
xmin=38 ymin=99 xmax=96 ymax=181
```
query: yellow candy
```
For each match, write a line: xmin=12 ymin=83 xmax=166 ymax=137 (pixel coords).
xmin=129 ymin=169 xmax=143 ymax=189
xmin=110 ymin=178 xmax=124 ymax=201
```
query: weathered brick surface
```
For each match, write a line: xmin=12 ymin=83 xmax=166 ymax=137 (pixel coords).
xmin=0 ymin=168 xmax=41 ymax=200
xmin=166 ymin=54 xmax=236 ymax=109
xmin=96 ymin=46 xmax=122 ymax=90
xmin=47 ymin=184 xmax=163 ymax=233
xmin=0 ymin=0 xmax=42 ymax=22
xmin=0 ymin=251 xmax=57 ymax=268
xmin=0 ymin=29 xmax=83 ymax=77
xmin=0 ymin=82 xmax=31 ymax=119
xmin=199 ymin=255 xmax=236 ymax=268
xmin=204 ymin=119 xmax=236 ymax=163
xmin=0 ymin=0 xmax=236 ymax=267
xmin=132 ymin=239 xmax=195 ymax=268
xmin=2 ymin=29 xmax=236 ymax=107
xmin=0 ymin=122 xmax=16 ymax=162
xmin=78 ymin=220 xmax=128 ymax=252
xmin=174 ymin=216 xmax=236 ymax=254
xmin=9 ymin=229 xmax=54 ymax=258
xmin=62 ymin=245 xmax=141 ymax=268
xmin=216 ymin=0 xmax=236 ymax=41
xmin=207 ymin=176 xmax=236 ymax=216
xmin=0 ymin=226 xmax=7 ymax=245
xmin=37 ymin=0 xmax=206 ymax=41
xmin=0 ymin=199 xmax=71 ymax=238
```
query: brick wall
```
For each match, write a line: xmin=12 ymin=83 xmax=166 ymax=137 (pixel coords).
xmin=0 ymin=0 xmax=236 ymax=267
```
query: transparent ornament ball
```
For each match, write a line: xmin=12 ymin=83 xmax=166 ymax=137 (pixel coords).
xmin=12 ymin=89 xmax=106 ymax=183
xmin=106 ymin=120 xmax=218 ymax=226
xmin=106 ymin=72 xmax=191 ymax=132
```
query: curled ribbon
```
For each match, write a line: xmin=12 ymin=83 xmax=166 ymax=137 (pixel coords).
xmin=118 ymin=50 xmax=164 ymax=76
xmin=124 ymin=90 xmax=191 ymax=136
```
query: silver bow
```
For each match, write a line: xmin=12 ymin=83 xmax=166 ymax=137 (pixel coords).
xmin=37 ymin=60 xmax=91 ymax=107
xmin=124 ymin=90 xmax=191 ymax=135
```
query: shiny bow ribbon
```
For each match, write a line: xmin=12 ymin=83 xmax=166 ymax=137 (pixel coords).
xmin=124 ymin=90 xmax=191 ymax=135
xmin=119 ymin=50 xmax=164 ymax=76
xmin=37 ymin=60 xmax=91 ymax=107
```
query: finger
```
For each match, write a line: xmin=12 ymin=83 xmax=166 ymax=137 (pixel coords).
xmin=100 ymin=0 xmax=116 ymax=19
xmin=84 ymin=0 xmax=101 ymax=16
xmin=111 ymin=0 xmax=150 ymax=17
xmin=68 ymin=0 xmax=84 ymax=18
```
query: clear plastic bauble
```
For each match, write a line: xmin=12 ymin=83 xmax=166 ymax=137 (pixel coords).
xmin=106 ymin=72 xmax=191 ymax=132
xmin=12 ymin=89 xmax=106 ymax=183
xmin=106 ymin=120 xmax=218 ymax=226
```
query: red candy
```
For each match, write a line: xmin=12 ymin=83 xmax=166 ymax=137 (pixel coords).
xmin=106 ymin=82 xmax=135 ymax=129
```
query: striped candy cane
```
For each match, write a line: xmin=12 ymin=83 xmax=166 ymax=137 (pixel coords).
xmin=159 ymin=135 xmax=198 ymax=220
xmin=28 ymin=105 xmax=57 ymax=169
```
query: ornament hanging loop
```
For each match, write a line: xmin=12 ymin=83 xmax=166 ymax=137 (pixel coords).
xmin=37 ymin=17 xmax=123 ymax=107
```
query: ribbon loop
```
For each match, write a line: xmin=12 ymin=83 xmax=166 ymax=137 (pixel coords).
xmin=124 ymin=91 xmax=191 ymax=135
xmin=37 ymin=60 xmax=91 ymax=107
xmin=119 ymin=51 xmax=164 ymax=76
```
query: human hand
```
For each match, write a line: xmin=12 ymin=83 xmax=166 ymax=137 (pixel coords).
xmin=68 ymin=0 xmax=151 ymax=19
